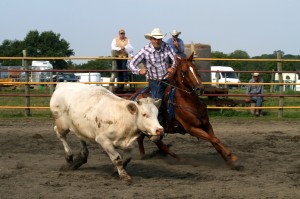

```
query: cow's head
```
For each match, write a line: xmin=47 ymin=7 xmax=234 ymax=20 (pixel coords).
xmin=127 ymin=97 xmax=164 ymax=138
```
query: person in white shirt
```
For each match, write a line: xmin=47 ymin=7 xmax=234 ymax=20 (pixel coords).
xmin=111 ymin=29 xmax=134 ymax=89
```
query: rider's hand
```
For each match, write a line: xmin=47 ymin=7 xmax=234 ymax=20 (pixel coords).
xmin=139 ymin=68 xmax=147 ymax=75
xmin=167 ymin=67 xmax=175 ymax=74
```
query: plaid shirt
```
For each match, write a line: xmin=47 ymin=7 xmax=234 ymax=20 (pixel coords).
xmin=128 ymin=42 xmax=176 ymax=80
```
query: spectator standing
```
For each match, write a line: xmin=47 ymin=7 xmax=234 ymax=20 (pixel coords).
xmin=166 ymin=29 xmax=186 ymax=57
xmin=111 ymin=29 xmax=134 ymax=89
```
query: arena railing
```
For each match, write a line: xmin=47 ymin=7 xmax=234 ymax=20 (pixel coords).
xmin=0 ymin=56 xmax=300 ymax=118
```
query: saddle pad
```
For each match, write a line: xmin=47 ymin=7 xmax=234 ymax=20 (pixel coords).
xmin=131 ymin=87 xmax=150 ymax=101
xmin=169 ymin=88 xmax=176 ymax=119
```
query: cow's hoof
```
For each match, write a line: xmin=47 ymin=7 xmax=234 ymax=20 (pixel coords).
xmin=120 ymin=175 xmax=132 ymax=185
xmin=65 ymin=155 xmax=73 ymax=163
xmin=111 ymin=170 xmax=119 ymax=178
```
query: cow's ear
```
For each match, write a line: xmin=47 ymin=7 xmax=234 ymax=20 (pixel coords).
xmin=153 ymin=99 xmax=161 ymax=108
xmin=127 ymin=103 xmax=137 ymax=115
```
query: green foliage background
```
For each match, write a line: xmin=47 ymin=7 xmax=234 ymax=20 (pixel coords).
xmin=1 ymin=30 xmax=300 ymax=76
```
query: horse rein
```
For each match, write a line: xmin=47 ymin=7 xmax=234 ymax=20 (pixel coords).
xmin=158 ymin=72 xmax=192 ymax=95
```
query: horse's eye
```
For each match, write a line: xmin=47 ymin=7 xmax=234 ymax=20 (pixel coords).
xmin=142 ymin=113 xmax=148 ymax=118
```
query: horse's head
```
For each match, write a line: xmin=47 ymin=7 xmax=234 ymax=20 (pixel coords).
xmin=175 ymin=52 xmax=204 ymax=96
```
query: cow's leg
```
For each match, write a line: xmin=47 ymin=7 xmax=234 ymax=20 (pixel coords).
xmin=54 ymin=125 xmax=73 ymax=163
xmin=122 ymin=147 xmax=133 ymax=169
xmin=95 ymin=136 xmax=132 ymax=183
xmin=68 ymin=140 xmax=89 ymax=170
xmin=110 ymin=148 xmax=133 ymax=177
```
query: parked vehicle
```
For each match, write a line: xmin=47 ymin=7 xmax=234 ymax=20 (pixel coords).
xmin=211 ymin=66 xmax=241 ymax=88
xmin=53 ymin=73 xmax=79 ymax=82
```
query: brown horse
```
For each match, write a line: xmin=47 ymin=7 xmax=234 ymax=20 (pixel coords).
xmin=130 ymin=53 xmax=237 ymax=167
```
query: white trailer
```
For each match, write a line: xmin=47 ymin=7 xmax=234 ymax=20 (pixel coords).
xmin=75 ymin=73 xmax=102 ymax=85
xmin=275 ymin=73 xmax=300 ymax=91
xmin=30 ymin=61 xmax=53 ymax=82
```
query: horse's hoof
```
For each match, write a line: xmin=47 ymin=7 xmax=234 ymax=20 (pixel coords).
xmin=231 ymin=154 xmax=238 ymax=163
xmin=59 ymin=164 xmax=72 ymax=171
xmin=231 ymin=164 xmax=245 ymax=171
xmin=139 ymin=155 xmax=147 ymax=160
xmin=225 ymin=154 xmax=238 ymax=169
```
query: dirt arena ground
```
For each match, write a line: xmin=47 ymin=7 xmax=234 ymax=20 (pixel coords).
xmin=0 ymin=118 xmax=299 ymax=199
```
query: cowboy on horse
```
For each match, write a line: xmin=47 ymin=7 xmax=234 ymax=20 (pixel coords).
xmin=128 ymin=28 xmax=237 ymax=168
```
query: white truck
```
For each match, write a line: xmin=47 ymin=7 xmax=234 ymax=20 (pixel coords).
xmin=211 ymin=66 xmax=241 ymax=88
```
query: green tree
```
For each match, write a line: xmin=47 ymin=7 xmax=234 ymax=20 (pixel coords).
xmin=0 ymin=30 xmax=74 ymax=69
xmin=228 ymin=50 xmax=250 ymax=82
xmin=211 ymin=51 xmax=228 ymax=66
xmin=0 ymin=40 xmax=24 ymax=66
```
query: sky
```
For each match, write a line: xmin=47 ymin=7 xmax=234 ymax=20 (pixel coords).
xmin=1 ymin=0 xmax=300 ymax=61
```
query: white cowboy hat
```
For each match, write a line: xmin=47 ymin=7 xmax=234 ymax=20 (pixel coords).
xmin=253 ymin=72 xmax=260 ymax=76
xmin=144 ymin=28 xmax=165 ymax=40
xmin=170 ymin=29 xmax=181 ymax=36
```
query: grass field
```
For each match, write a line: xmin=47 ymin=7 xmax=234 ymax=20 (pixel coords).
xmin=0 ymin=85 xmax=299 ymax=119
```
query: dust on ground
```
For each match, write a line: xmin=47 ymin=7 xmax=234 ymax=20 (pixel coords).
xmin=0 ymin=118 xmax=299 ymax=199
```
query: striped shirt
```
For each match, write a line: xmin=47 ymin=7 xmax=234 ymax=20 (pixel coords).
xmin=128 ymin=42 xmax=176 ymax=80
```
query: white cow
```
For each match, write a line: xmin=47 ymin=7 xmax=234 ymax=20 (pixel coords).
xmin=50 ymin=83 xmax=163 ymax=183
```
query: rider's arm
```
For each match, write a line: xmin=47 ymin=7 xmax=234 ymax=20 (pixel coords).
xmin=128 ymin=50 xmax=145 ymax=74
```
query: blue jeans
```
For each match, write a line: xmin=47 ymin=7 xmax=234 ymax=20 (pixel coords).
xmin=148 ymin=79 xmax=168 ymax=99
xmin=251 ymin=96 xmax=263 ymax=107
xmin=116 ymin=60 xmax=128 ymax=88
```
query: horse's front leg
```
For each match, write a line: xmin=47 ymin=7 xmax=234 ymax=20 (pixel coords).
xmin=205 ymin=123 xmax=237 ymax=167
xmin=189 ymin=125 xmax=237 ymax=167
xmin=153 ymin=139 xmax=180 ymax=160
xmin=139 ymin=132 xmax=180 ymax=160
xmin=137 ymin=133 xmax=146 ymax=159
